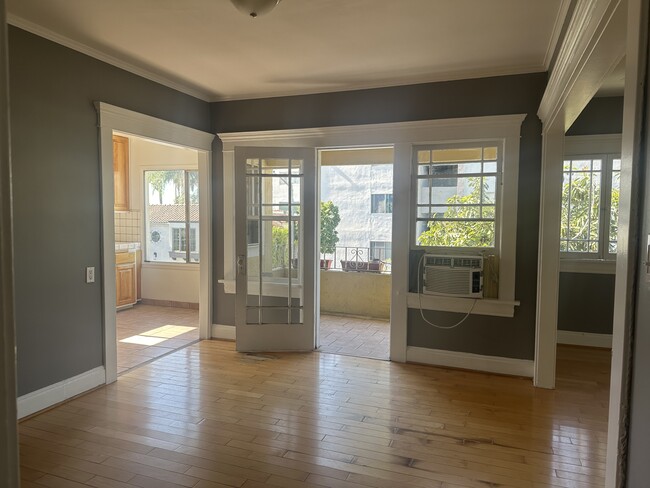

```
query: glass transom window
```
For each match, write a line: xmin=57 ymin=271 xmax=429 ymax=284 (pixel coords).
xmin=414 ymin=144 xmax=500 ymax=248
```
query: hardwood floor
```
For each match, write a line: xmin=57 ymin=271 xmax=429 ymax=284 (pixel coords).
xmin=318 ymin=315 xmax=389 ymax=360
xmin=19 ymin=342 xmax=611 ymax=488
xmin=117 ymin=304 xmax=199 ymax=375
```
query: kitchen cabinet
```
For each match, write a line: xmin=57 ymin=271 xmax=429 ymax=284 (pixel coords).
xmin=113 ymin=134 xmax=129 ymax=211
xmin=116 ymin=252 xmax=136 ymax=308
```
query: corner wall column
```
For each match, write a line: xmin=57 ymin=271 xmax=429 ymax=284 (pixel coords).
xmin=534 ymin=116 xmax=564 ymax=389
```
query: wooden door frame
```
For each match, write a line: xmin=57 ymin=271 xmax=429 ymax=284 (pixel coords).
xmin=96 ymin=102 xmax=215 ymax=384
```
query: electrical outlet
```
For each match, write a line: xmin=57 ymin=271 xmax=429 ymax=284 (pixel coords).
xmin=86 ymin=267 xmax=95 ymax=283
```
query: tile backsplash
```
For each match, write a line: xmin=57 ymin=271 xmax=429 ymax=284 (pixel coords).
xmin=115 ymin=210 xmax=141 ymax=242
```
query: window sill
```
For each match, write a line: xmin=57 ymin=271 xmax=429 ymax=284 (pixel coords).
xmin=142 ymin=262 xmax=200 ymax=271
xmin=560 ymin=259 xmax=616 ymax=275
xmin=406 ymin=293 xmax=519 ymax=318
xmin=219 ymin=279 xmax=303 ymax=297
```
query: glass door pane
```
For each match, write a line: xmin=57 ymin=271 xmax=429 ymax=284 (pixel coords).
xmin=245 ymin=157 xmax=304 ymax=324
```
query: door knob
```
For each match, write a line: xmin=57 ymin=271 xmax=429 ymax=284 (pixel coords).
xmin=237 ymin=255 xmax=246 ymax=276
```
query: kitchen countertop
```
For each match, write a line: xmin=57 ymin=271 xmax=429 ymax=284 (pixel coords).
xmin=115 ymin=242 xmax=141 ymax=252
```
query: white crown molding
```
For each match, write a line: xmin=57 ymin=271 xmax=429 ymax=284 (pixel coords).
xmin=406 ymin=347 xmax=534 ymax=378
xmin=543 ymin=0 xmax=574 ymax=71
xmin=538 ymin=0 xmax=624 ymax=126
xmin=557 ymin=330 xmax=613 ymax=348
xmin=17 ymin=366 xmax=105 ymax=419
xmin=218 ymin=114 xmax=527 ymax=147
xmin=7 ymin=14 xmax=212 ymax=102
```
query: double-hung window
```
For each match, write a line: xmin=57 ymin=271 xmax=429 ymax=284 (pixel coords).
xmin=561 ymin=135 xmax=621 ymax=262
xmin=414 ymin=143 xmax=501 ymax=250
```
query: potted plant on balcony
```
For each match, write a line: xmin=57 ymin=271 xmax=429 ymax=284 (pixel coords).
xmin=320 ymin=201 xmax=340 ymax=269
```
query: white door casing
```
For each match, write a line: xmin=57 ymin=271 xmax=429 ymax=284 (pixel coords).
xmin=95 ymin=102 xmax=214 ymax=383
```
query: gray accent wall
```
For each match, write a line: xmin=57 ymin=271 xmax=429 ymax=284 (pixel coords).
xmin=558 ymin=273 xmax=615 ymax=334
xmin=566 ymin=96 xmax=624 ymax=136
xmin=8 ymin=27 xmax=210 ymax=396
xmin=212 ymin=73 xmax=547 ymax=360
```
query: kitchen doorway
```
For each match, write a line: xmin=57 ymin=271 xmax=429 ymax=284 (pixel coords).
xmin=97 ymin=103 xmax=213 ymax=384
xmin=113 ymin=133 xmax=204 ymax=374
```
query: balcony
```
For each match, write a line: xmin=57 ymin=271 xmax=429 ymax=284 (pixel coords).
xmin=321 ymin=246 xmax=391 ymax=273
xmin=320 ymin=247 xmax=391 ymax=320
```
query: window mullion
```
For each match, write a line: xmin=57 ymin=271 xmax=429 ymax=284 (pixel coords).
xmin=601 ymin=154 xmax=614 ymax=257
xmin=566 ymin=165 xmax=573 ymax=250
xmin=184 ymin=170 xmax=191 ymax=263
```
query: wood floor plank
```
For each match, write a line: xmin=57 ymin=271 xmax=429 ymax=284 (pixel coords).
xmin=20 ymin=341 xmax=610 ymax=488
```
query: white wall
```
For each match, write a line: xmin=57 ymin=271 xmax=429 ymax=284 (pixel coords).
xmin=121 ymin=134 xmax=201 ymax=303
xmin=141 ymin=263 xmax=200 ymax=303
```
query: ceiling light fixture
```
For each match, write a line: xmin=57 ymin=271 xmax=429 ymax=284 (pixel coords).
xmin=230 ymin=0 xmax=282 ymax=18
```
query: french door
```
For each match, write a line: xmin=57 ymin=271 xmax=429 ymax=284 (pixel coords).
xmin=234 ymin=147 xmax=317 ymax=352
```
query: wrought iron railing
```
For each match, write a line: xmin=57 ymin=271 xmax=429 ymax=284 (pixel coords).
xmin=321 ymin=246 xmax=391 ymax=274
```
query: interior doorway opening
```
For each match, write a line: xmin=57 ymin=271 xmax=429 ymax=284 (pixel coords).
xmin=112 ymin=132 xmax=201 ymax=374
xmin=317 ymin=147 xmax=394 ymax=360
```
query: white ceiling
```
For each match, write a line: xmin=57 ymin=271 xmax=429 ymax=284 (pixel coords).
xmin=8 ymin=0 xmax=568 ymax=102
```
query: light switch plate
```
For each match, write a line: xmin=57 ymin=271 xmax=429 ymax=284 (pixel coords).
xmin=86 ymin=267 xmax=95 ymax=283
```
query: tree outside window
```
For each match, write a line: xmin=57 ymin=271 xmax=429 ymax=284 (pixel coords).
xmin=560 ymin=155 xmax=619 ymax=258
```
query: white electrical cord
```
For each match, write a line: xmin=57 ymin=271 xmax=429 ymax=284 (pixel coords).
xmin=417 ymin=253 xmax=478 ymax=330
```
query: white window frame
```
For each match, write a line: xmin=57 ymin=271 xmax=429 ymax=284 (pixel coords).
xmin=560 ymin=134 xmax=621 ymax=275
xmin=411 ymin=140 xmax=502 ymax=254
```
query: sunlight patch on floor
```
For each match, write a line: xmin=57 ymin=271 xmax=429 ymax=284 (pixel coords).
xmin=119 ymin=325 xmax=197 ymax=345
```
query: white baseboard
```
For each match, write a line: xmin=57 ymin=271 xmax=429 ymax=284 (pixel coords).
xmin=557 ymin=330 xmax=613 ymax=348
xmin=17 ymin=366 xmax=106 ymax=419
xmin=406 ymin=346 xmax=534 ymax=378
xmin=212 ymin=324 xmax=236 ymax=341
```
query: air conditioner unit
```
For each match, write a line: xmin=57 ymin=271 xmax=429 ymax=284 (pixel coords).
xmin=423 ymin=254 xmax=483 ymax=298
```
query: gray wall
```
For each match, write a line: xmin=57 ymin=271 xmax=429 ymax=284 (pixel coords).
xmin=558 ymin=273 xmax=615 ymax=334
xmin=212 ymin=73 xmax=547 ymax=360
xmin=626 ymin=13 xmax=650 ymax=481
xmin=566 ymin=96 xmax=624 ymax=136
xmin=8 ymin=27 xmax=210 ymax=396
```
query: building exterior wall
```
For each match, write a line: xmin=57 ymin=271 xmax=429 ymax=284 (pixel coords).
xmin=321 ymin=164 xmax=392 ymax=254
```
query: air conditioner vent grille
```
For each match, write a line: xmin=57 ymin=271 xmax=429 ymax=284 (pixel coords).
xmin=422 ymin=254 xmax=483 ymax=298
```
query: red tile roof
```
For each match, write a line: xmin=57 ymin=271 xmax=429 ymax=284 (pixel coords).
xmin=148 ymin=204 xmax=199 ymax=223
